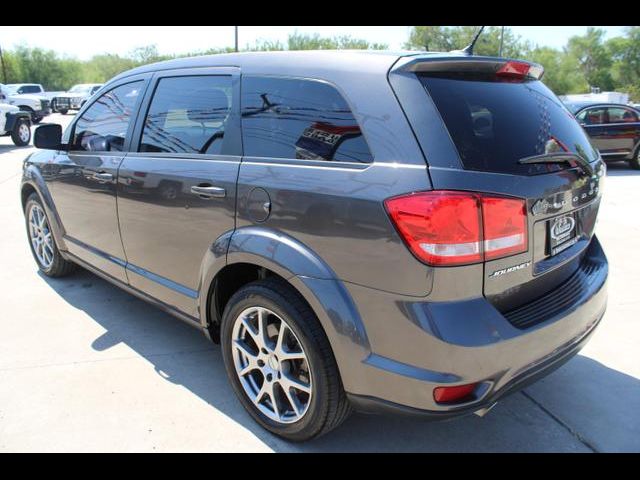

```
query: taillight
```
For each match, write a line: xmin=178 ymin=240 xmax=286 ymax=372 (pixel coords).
xmin=384 ymin=191 xmax=527 ymax=266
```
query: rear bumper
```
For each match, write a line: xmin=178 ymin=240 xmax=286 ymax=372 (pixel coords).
xmin=336 ymin=236 xmax=608 ymax=416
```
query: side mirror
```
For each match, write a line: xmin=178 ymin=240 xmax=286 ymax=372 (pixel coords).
xmin=34 ymin=124 xmax=64 ymax=150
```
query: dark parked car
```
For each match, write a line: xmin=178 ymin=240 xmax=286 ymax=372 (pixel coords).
xmin=566 ymin=101 xmax=640 ymax=169
xmin=22 ymin=51 xmax=608 ymax=441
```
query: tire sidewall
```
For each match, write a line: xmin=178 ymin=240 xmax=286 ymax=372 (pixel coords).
xmin=12 ymin=119 xmax=31 ymax=146
xmin=220 ymin=284 xmax=331 ymax=440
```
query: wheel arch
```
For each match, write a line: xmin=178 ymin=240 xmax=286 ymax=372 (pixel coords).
xmin=21 ymin=171 xmax=68 ymax=252
xmin=199 ymin=226 xmax=370 ymax=390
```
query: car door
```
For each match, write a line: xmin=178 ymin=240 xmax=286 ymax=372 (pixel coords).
xmin=603 ymin=106 xmax=640 ymax=156
xmin=48 ymin=76 xmax=149 ymax=283
xmin=117 ymin=68 xmax=242 ymax=316
xmin=576 ymin=106 xmax=610 ymax=154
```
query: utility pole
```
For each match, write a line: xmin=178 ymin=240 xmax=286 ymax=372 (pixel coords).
xmin=499 ymin=26 xmax=505 ymax=57
xmin=234 ymin=26 xmax=239 ymax=52
xmin=0 ymin=44 xmax=7 ymax=84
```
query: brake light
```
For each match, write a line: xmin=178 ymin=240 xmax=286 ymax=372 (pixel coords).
xmin=384 ymin=191 xmax=527 ymax=266
xmin=496 ymin=60 xmax=544 ymax=81
xmin=496 ymin=60 xmax=530 ymax=78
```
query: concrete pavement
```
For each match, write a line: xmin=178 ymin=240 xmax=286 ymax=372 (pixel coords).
xmin=0 ymin=114 xmax=638 ymax=452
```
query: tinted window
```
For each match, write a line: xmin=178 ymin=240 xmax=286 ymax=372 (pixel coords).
xmin=607 ymin=107 xmax=639 ymax=123
xmin=576 ymin=107 xmax=607 ymax=125
xmin=241 ymin=76 xmax=372 ymax=163
xmin=419 ymin=76 xmax=598 ymax=175
xmin=72 ymin=81 xmax=142 ymax=152
xmin=140 ymin=76 xmax=232 ymax=155
xmin=20 ymin=85 xmax=41 ymax=94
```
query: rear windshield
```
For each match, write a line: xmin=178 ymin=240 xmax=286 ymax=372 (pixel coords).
xmin=419 ymin=75 xmax=599 ymax=175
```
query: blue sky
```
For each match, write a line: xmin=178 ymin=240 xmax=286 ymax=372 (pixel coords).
xmin=0 ymin=26 xmax=629 ymax=59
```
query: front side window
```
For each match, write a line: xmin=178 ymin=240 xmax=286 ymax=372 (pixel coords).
xmin=241 ymin=76 xmax=373 ymax=163
xmin=139 ymin=75 xmax=232 ymax=155
xmin=576 ymin=107 xmax=608 ymax=125
xmin=71 ymin=81 xmax=143 ymax=152
xmin=607 ymin=107 xmax=639 ymax=123
xmin=20 ymin=85 xmax=40 ymax=94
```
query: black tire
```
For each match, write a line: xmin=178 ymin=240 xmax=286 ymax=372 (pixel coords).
xmin=10 ymin=118 xmax=31 ymax=146
xmin=58 ymin=109 xmax=69 ymax=115
xmin=630 ymin=147 xmax=640 ymax=170
xmin=220 ymin=278 xmax=351 ymax=441
xmin=24 ymin=193 xmax=77 ymax=277
xmin=31 ymin=115 xmax=42 ymax=124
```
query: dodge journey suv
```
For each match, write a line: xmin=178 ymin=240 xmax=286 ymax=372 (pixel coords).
xmin=22 ymin=51 xmax=608 ymax=441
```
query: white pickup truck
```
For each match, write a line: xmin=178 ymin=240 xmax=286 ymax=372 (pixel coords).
xmin=0 ymin=102 xmax=31 ymax=146
xmin=0 ymin=83 xmax=56 ymax=124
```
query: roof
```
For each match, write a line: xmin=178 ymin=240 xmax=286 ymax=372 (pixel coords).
xmin=109 ymin=50 xmax=473 ymax=84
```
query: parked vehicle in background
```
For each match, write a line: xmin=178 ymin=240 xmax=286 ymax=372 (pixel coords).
xmin=562 ymin=91 xmax=630 ymax=105
xmin=0 ymin=84 xmax=52 ymax=124
xmin=0 ymin=102 xmax=31 ymax=146
xmin=566 ymin=101 xmax=640 ymax=169
xmin=52 ymin=84 xmax=103 ymax=114
xmin=22 ymin=51 xmax=608 ymax=441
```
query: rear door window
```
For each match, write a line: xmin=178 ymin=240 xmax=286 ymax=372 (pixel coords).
xmin=419 ymin=75 xmax=598 ymax=175
xmin=140 ymin=75 xmax=232 ymax=155
xmin=607 ymin=107 xmax=639 ymax=123
xmin=241 ymin=76 xmax=373 ymax=163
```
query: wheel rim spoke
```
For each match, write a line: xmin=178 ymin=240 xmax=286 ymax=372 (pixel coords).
xmin=28 ymin=205 xmax=53 ymax=269
xmin=231 ymin=306 xmax=312 ymax=424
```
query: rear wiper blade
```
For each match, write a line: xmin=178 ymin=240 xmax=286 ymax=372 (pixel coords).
xmin=518 ymin=153 xmax=594 ymax=175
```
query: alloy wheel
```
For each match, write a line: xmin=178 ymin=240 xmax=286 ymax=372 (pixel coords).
xmin=231 ymin=306 xmax=313 ymax=424
xmin=28 ymin=204 xmax=54 ymax=269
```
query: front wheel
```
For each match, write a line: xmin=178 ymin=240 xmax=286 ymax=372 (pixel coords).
xmin=220 ymin=278 xmax=351 ymax=441
xmin=630 ymin=148 xmax=640 ymax=170
xmin=24 ymin=193 xmax=76 ymax=277
xmin=11 ymin=118 xmax=31 ymax=146
xmin=31 ymin=115 xmax=42 ymax=124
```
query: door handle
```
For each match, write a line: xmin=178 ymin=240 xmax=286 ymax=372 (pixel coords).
xmin=93 ymin=172 xmax=113 ymax=182
xmin=191 ymin=185 xmax=226 ymax=199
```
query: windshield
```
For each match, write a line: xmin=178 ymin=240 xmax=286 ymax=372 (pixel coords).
xmin=68 ymin=85 xmax=92 ymax=93
xmin=419 ymin=75 xmax=599 ymax=175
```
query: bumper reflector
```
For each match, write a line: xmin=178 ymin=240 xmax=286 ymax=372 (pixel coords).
xmin=433 ymin=383 xmax=478 ymax=404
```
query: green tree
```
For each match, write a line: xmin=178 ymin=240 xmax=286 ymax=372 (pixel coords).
xmin=404 ymin=26 xmax=530 ymax=57
xmin=565 ymin=27 xmax=614 ymax=91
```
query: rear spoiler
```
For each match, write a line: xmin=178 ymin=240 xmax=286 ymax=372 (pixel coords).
xmin=396 ymin=55 xmax=545 ymax=81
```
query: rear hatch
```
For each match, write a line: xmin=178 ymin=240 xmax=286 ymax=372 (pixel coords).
xmin=390 ymin=56 xmax=606 ymax=319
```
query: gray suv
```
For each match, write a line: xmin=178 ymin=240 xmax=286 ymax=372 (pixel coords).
xmin=22 ymin=51 xmax=608 ymax=441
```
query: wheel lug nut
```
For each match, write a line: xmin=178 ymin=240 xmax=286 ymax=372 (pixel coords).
xmin=266 ymin=373 xmax=273 ymax=382
xmin=257 ymin=360 xmax=264 ymax=367
xmin=261 ymin=348 xmax=268 ymax=354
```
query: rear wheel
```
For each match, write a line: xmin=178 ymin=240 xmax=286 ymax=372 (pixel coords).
xmin=220 ymin=278 xmax=351 ymax=441
xmin=11 ymin=118 xmax=31 ymax=146
xmin=24 ymin=193 xmax=76 ymax=277
xmin=58 ymin=109 xmax=69 ymax=115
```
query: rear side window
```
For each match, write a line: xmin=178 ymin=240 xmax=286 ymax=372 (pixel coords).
xmin=607 ymin=107 xmax=639 ymax=123
xmin=419 ymin=76 xmax=599 ymax=175
xmin=140 ymin=75 xmax=232 ymax=155
xmin=241 ymin=76 xmax=373 ymax=163
xmin=72 ymin=81 xmax=142 ymax=152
